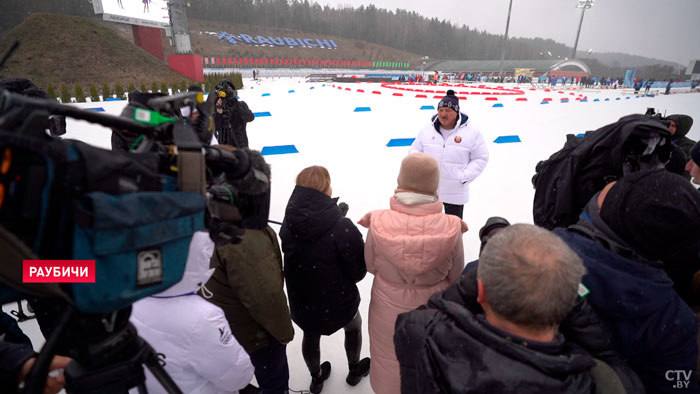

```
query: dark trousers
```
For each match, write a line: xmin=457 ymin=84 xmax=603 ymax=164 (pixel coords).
xmin=443 ymin=203 xmax=464 ymax=219
xmin=250 ymin=337 xmax=289 ymax=394
xmin=301 ymin=312 xmax=362 ymax=375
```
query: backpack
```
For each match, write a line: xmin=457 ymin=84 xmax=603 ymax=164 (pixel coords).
xmin=532 ymin=114 xmax=672 ymax=230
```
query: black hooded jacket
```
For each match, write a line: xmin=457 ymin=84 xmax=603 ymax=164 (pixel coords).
xmin=279 ymin=186 xmax=367 ymax=335
xmin=668 ymin=114 xmax=696 ymax=158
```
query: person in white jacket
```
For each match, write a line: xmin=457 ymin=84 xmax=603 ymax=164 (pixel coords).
xmin=130 ymin=231 xmax=254 ymax=394
xmin=409 ymin=89 xmax=489 ymax=218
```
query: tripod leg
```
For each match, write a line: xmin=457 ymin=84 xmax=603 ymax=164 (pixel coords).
xmin=141 ymin=340 xmax=184 ymax=394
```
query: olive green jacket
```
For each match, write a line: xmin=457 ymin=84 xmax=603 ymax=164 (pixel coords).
xmin=201 ymin=227 xmax=294 ymax=353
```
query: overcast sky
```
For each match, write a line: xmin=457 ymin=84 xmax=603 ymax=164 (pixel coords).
xmin=313 ymin=0 xmax=700 ymax=66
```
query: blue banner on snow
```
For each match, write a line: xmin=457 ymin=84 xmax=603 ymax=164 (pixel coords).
xmin=261 ymin=145 xmax=299 ymax=156
xmin=386 ymin=138 xmax=415 ymax=147
xmin=494 ymin=136 xmax=521 ymax=144
xmin=86 ymin=107 xmax=106 ymax=112
xmin=254 ymin=112 xmax=272 ymax=117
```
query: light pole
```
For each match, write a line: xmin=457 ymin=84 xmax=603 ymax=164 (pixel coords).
xmin=498 ymin=0 xmax=514 ymax=78
xmin=572 ymin=0 xmax=595 ymax=59
xmin=421 ymin=56 xmax=429 ymax=76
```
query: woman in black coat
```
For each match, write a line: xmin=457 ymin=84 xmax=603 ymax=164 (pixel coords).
xmin=280 ymin=166 xmax=370 ymax=393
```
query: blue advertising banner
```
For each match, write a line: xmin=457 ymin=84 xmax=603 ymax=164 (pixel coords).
xmin=218 ymin=32 xmax=338 ymax=49
xmin=624 ymin=69 xmax=636 ymax=87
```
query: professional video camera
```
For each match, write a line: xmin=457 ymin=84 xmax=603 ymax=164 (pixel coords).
xmin=214 ymin=79 xmax=238 ymax=112
xmin=644 ymin=107 xmax=661 ymax=117
xmin=644 ymin=107 xmax=671 ymax=121
xmin=0 ymin=85 xmax=271 ymax=393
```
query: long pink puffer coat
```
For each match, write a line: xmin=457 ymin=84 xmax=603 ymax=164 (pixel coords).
xmin=358 ymin=197 xmax=467 ymax=394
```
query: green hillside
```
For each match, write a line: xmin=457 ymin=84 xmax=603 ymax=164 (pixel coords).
xmin=0 ymin=13 xmax=191 ymax=88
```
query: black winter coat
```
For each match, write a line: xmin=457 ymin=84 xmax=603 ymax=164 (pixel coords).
xmin=395 ymin=277 xmax=601 ymax=394
xmin=453 ymin=266 xmax=644 ymax=394
xmin=666 ymin=143 xmax=688 ymax=175
xmin=213 ymin=100 xmax=254 ymax=148
xmin=280 ymin=186 xmax=367 ymax=335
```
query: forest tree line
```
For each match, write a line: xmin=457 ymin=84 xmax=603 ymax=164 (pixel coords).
xmin=0 ymin=0 xmax=681 ymax=79
xmin=188 ymin=0 xmax=571 ymax=61
xmin=187 ymin=0 xmax=678 ymax=79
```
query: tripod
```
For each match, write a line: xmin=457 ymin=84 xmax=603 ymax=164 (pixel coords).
xmin=215 ymin=111 xmax=238 ymax=147
xmin=23 ymin=303 xmax=183 ymax=394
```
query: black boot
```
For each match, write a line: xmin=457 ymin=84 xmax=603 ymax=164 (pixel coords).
xmin=346 ymin=357 xmax=370 ymax=386
xmin=310 ymin=361 xmax=331 ymax=394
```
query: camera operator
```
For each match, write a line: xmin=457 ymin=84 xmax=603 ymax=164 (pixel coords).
xmin=213 ymin=80 xmax=254 ymax=149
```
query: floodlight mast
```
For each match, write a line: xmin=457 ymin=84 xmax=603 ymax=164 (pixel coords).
xmin=498 ymin=0 xmax=514 ymax=78
xmin=421 ymin=56 xmax=429 ymax=76
xmin=572 ymin=0 xmax=595 ymax=59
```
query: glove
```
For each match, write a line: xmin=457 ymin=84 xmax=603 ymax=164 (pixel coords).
xmin=338 ymin=202 xmax=349 ymax=217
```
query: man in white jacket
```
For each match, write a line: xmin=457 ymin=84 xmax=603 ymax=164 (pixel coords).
xmin=130 ymin=231 xmax=254 ymax=394
xmin=409 ymin=89 xmax=489 ymax=218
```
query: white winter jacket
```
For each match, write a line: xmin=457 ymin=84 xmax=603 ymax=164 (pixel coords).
xmin=130 ymin=231 xmax=254 ymax=394
xmin=409 ymin=113 xmax=489 ymax=204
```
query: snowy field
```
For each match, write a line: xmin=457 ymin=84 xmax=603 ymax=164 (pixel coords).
xmin=4 ymin=77 xmax=700 ymax=393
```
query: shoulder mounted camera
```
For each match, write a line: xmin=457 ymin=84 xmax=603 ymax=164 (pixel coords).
xmin=0 ymin=85 xmax=270 ymax=394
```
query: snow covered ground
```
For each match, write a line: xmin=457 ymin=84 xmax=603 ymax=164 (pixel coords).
xmin=4 ymin=78 xmax=700 ymax=393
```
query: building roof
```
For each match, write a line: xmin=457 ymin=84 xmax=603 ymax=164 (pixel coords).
xmin=425 ymin=59 xmax=590 ymax=74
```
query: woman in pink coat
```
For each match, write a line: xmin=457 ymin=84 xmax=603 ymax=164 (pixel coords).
xmin=358 ymin=153 xmax=467 ymax=394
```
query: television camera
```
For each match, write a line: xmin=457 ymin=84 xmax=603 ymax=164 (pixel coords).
xmin=0 ymin=85 xmax=271 ymax=393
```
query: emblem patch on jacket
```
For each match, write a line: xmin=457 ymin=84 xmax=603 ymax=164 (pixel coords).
xmin=218 ymin=326 xmax=234 ymax=345
xmin=454 ymin=136 xmax=462 ymax=143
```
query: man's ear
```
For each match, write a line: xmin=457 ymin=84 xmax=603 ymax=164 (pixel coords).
xmin=477 ymin=278 xmax=486 ymax=305
xmin=597 ymin=181 xmax=617 ymax=213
